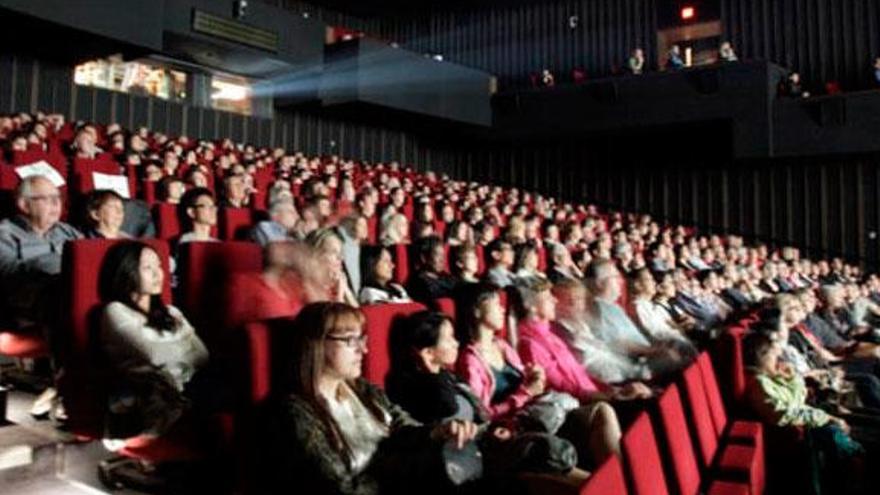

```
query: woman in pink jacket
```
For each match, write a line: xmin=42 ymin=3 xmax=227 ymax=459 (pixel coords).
xmin=455 ymin=284 xmax=622 ymax=467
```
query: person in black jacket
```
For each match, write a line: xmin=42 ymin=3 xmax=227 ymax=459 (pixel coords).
xmin=385 ymin=311 xmax=589 ymax=489
xmin=405 ymin=236 xmax=457 ymax=305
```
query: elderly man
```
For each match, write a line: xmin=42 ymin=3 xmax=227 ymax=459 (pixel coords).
xmin=251 ymin=197 xmax=300 ymax=246
xmin=583 ymin=259 xmax=687 ymax=378
xmin=1 ymin=175 xmax=81 ymax=417
xmin=0 ymin=175 xmax=81 ymax=328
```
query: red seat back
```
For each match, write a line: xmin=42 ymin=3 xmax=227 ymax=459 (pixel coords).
xmin=580 ymin=454 xmax=628 ymax=495
xmin=177 ymin=241 xmax=263 ymax=346
xmin=682 ymin=362 xmax=719 ymax=469
xmin=152 ymin=203 xmax=181 ymax=240
xmin=219 ymin=207 xmax=254 ymax=240
xmin=59 ymin=239 xmax=171 ymax=439
xmin=657 ymin=385 xmax=702 ymax=495
xmin=697 ymin=352 xmax=729 ymax=436
xmin=719 ymin=327 xmax=748 ymax=410
xmin=435 ymin=297 xmax=456 ymax=320
xmin=622 ymin=412 xmax=670 ymax=495
xmin=390 ymin=243 xmax=409 ymax=285
xmin=360 ymin=302 xmax=426 ymax=386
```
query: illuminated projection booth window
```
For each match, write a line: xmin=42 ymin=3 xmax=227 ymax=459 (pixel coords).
xmin=74 ymin=56 xmax=187 ymax=101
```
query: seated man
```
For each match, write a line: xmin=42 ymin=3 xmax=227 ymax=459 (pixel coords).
xmin=251 ymin=197 xmax=299 ymax=246
xmin=405 ymin=235 xmax=457 ymax=304
xmin=0 ymin=175 xmax=81 ymax=330
xmin=483 ymin=238 xmax=516 ymax=288
xmin=583 ymin=259 xmax=687 ymax=378
xmin=553 ymin=278 xmax=652 ymax=384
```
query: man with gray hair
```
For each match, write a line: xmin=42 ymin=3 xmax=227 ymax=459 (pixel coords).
xmin=583 ymin=259 xmax=686 ymax=377
xmin=250 ymin=196 xmax=299 ymax=246
xmin=0 ymin=175 xmax=81 ymax=328
xmin=1 ymin=175 xmax=81 ymax=417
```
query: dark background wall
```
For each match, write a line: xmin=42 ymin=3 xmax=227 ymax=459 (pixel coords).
xmin=269 ymin=0 xmax=660 ymax=87
xmin=272 ymin=0 xmax=880 ymax=91
xmin=721 ymin=0 xmax=880 ymax=91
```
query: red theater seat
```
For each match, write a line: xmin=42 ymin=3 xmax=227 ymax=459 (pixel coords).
xmin=360 ymin=302 xmax=426 ymax=386
xmin=152 ymin=203 xmax=181 ymax=240
xmin=176 ymin=241 xmax=263 ymax=347
xmin=435 ymin=297 xmax=456 ymax=320
xmin=219 ymin=207 xmax=255 ymax=240
xmin=579 ymin=455 xmax=628 ymax=495
xmin=59 ymin=239 xmax=172 ymax=445
xmin=621 ymin=412 xmax=670 ymax=495
xmin=682 ymin=363 xmax=764 ymax=495
xmin=390 ymin=243 xmax=409 ymax=285
xmin=697 ymin=353 xmax=764 ymax=453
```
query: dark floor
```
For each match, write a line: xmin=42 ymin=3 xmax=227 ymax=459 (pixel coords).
xmin=1 ymin=376 xmax=146 ymax=495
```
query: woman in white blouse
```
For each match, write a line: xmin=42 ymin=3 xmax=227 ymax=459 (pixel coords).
xmin=358 ymin=246 xmax=411 ymax=305
xmin=99 ymin=241 xmax=209 ymax=440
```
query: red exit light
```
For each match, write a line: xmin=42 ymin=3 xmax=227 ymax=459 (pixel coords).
xmin=681 ymin=6 xmax=696 ymax=20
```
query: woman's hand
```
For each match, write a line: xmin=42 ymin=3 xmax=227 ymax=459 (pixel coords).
xmin=523 ymin=363 xmax=546 ymax=397
xmin=617 ymin=382 xmax=654 ymax=400
xmin=432 ymin=419 xmax=479 ymax=449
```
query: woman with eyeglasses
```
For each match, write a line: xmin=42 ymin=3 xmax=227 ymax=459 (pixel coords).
xmin=271 ymin=302 xmax=479 ymax=495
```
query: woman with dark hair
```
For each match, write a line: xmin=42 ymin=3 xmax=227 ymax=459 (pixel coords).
xmin=272 ymin=302 xmax=478 ymax=495
xmin=84 ymin=189 xmax=129 ymax=239
xmin=98 ymin=241 xmax=209 ymax=440
xmin=456 ymin=284 xmax=623 ymax=470
xmin=358 ymin=245 xmax=411 ymax=305
xmin=386 ymin=311 xmax=588 ymax=490
xmin=513 ymin=242 xmax=545 ymax=284
xmin=177 ymin=187 xmax=217 ymax=244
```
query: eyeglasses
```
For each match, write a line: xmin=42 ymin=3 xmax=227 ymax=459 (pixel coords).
xmin=27 ymin=194 xmax=62 ymax=203
xmin=326 ymin=334 xmax=368 ymax=348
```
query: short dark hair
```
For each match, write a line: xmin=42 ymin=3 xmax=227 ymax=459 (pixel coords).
xmin=178 ymin=187 xmax=214 ymax=230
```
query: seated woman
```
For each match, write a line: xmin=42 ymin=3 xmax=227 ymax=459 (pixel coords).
xmin=271 ymin=302 xmax=479 ymax=495
xmin=379 ymin=211 xmax=409 ymax=246
xmin=514 ymin=278 xmax=655 ymax=403
xmin=176 ymin=187 xmax=218 ymax=244
xmin=225 ymin=241 xmax=330 ymax=328
xmin=358 ymin=246 xmax=411 ymax=305
xmin=456 ymin=284 xmax=623 ymax=469
xmin=98 ymin=241 xmax=210 ymax=441
xmin=513 ymin=242 xmax=546 ymax=284
xmin=84 ymin=189 xmax=130 ymax=239
xmin=743 ymin=331 xmax=868 ymax=495
xmin=386 ymin=310 xmax=588 ymax=490
xmin=305 ymin=228 xmax=359 ymax=307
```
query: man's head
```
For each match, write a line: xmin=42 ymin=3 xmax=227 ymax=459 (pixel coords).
xmin=15 ymin=175 xmax=62 ymax=233
xmin=584 ymin=258 xmax=622 ymax=302
xmin=486 ymin=238 xmax=514 ymax=269
xmin=629 ymin=267 xmax=657 ymax=299
xmin=269 ymin=197 xmax=300 ymax=231
xmin=553 ymin=278 xmax=588 ymax=320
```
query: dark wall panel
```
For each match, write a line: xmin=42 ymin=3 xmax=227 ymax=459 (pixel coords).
xmin=721 ymin=0 xmax=880 ymax=90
